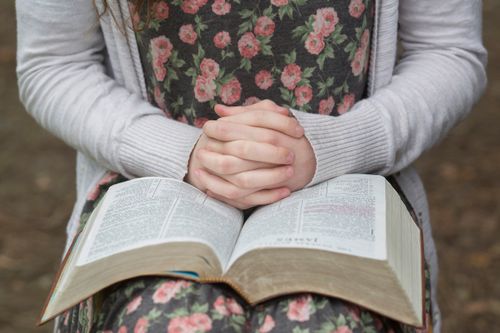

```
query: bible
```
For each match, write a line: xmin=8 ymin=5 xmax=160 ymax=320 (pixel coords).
xmin=39 ymin=174 xmax=424 ymax=327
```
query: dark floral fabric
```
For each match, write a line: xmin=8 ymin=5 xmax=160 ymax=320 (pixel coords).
xmin=131 ymin=0 xmax=374 ymax=127
xmin=55 ymin=172 xmax=432 ymax=333
xmin=54 ymin=1 xmax=434 ymax=332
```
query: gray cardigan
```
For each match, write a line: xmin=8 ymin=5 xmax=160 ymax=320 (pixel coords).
xmin=16 ymin=0 xmax=487 ymax=330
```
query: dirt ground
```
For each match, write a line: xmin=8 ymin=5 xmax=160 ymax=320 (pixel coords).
xmin=0 ymin=1 xmax=499 ymax=332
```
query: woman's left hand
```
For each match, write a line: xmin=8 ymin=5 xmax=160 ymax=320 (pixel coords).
xmin=198 ymin=100 xmax=316 ymax=205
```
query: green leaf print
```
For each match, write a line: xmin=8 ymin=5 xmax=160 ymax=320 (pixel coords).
xmin=239 ymin=8 xmax=254 ymax=19
xmin=240 ymin=57 xmax=251 ymax=71
xmin=336 ymin=313 xmax=347 ymax=327
xmin=315 ymin=321 xmax=336 ymax=333
xmin=302 ymin=67 xmax=315 ymax=79
xmin=283 ymin=50 xmax=297 ymax=64
xmin=191 ymin=302 xmax=209 ymax=313
xmin=147 ymin=308 xmax=162 ymax=321
xmin=194 ymin=15 xmax=208 ymax=35
xmin=166 ymin=307 xmax=190 ymax=319
xmin=238 ymin=20 xmax=254 ymax=35
xmin=192 ymin=45 xmax=205 ymax=68
xmin=263 ymin=6 xmax=273 ymax=17
xmin=292 ymin=327 xmax=310 ymax=333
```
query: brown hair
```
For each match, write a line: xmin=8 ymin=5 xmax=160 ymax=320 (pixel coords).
xmin=95 ymin=0 xmax=159 ymax=31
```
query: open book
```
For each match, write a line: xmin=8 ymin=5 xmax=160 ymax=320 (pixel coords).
xmin=40 ymin=174 xmax=424 ymax=327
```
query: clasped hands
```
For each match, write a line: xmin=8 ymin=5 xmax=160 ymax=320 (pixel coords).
xmin=185 ymin=100 xmax=316 ymax=210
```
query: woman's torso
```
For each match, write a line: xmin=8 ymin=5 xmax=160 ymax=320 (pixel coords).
xmin=131 ymin=0 xmax=374 ymax=124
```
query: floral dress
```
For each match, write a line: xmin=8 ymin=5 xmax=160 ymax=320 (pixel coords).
xmin=56 ymin=1 xmax=433 ymax=332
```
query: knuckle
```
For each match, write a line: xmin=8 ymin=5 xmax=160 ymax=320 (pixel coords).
xmin=224 ymin=188 xmax=241 ymax=200
xmin=203 ymin=120 xmax=215 ymax=132
xmin=217 ymin=157 xmax=232 ymax=174
xmin=263 ymin=133 xmax=278 ymax=146
xmin=261 ymin=99 xmax=275 ymax=108
xmin=238 ymin=141 xmax=251 ymax=157
xmin=278 ymin=147 xmax=290 ymax=161
xmin=205 ymin=140 xmax=215 ymax=151
xmin=236 ymin=174 xmax=252 ymax=188
xmin=214 ymin=121 xmax=228 ymax=138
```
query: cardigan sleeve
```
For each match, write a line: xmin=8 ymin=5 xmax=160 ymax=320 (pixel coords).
xmin=290 ymin=0 xmax=487 ymax=187
xmin=15 ymin=0 xmax=202 ymax=180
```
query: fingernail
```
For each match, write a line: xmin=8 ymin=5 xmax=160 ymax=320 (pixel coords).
xmin=286 ymin=152 xmax=294 ymax=164
xmin=286 ymin=166 xmax=294 ymax=177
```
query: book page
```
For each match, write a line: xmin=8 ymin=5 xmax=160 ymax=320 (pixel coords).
xmin=77 ymin=178 xmax=243 ymax=267
xmin=228 ymin=175 xmax=387 ymax=268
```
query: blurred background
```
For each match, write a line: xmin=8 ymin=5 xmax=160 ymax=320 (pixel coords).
xmin=0 ymin=1 xmax=498 ymax=332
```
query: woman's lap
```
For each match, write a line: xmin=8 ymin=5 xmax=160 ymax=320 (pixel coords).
xmin=56 ymin=276 xmax=406 ymax=333
xmin=55 ymin=173 xmax=428 ymax=333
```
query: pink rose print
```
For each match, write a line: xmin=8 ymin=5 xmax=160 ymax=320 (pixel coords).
xmin=177 ymin=115 xmax=189 ymax=123
xmin=213 ymin=295 xmax=244 ymax=316
xmin=271 ymin=0 xmax=288 ymax=6
xmin=360 ymin=29 xmax=371 ymax=49
xmin=153 ymin=56 xmax=167 ymax=81
xmin=312 ymin=8 xmax=339 ymax=37
xmin=212 ymin=0 xmax=231 ymax=16
xmin=153 ymin=1 xmax=169 ymax=20
xmin=254 ymin=16 xmax=275 ymax=37
xmin=213 ymin=296 xmax=230 ymax=316
xmin=194 ymin=76 xmax=217 ymax=102
xmin=281 ymin=63 xmax=302 ymax=90
xmin=305 ymin=33 xmax=325 ymax=55
xmin=118 ymin=326 xmax=128 ymax=333
xmin=167 ymin=316 xmax=194 ymax=333
xmin=126 ymin=296 xmax=142 ymax=315
xmin=179 ymin=24 xmax=197 ymax=45
xmin=349 ymin=0 xmax=365 ymax=19
xmin=238 ymin=32 xmax=261 ymax=59
xmin=194 ymin=117 xmax=209 ymax=128
xmin=338 ymin=93 xmax=356 ymax=114
xmin=334 ymin=326 xmax=353 ymax=333
xmin=259 ymin=315 xmax=275 ymax=333
xmin=189 ymin=313 xmax=212 ymax=332
xmin=255 ymin=70 xmax=274 ymax=90
xmin=351 ymin=35 xmax=370 ymax=76
xmin=152 ymin=280 xmax=187 ymax=304
xmin=213 ymin=31 xmax=231 ymax=49
xmin=200 ymin=58 xmax=220 ymax=79
xmin=286 ymin=294 xmax=312 ymax=322
xmin=318 ymin=96 xmax=335 ymax=115
xmin=219 ymin=77 xmax=242 ymax=105
xmin=150 ymin=36 xmax=173 ymax=64
xmin=134 ymin=317 xmax=149 ymax=333
xmin=153 ymin=86 xmax=167 ymax=110
xmin=243 ymin=96 xmax=261 ymax=105
xmin=226 ymin=298 xmax=244 ymax=315
xmin=351 ymin=49 xmax=364 ymax=76
xmin=294 ymin=85 xmax=313 ymax=106
xmin=180 ymin=0 xmax=201 ymax=14
xmin=86 ymin=172 xmax=119 ymax=200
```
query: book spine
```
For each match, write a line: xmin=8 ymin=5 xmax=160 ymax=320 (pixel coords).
xmin=200 ymin=277 xmax=253 ymax=304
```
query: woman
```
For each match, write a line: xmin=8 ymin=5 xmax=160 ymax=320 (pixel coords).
xmin=16 ymin=0 xmax=486 ymax=332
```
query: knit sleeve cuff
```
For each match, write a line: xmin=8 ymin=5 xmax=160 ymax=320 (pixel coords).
xmin=290 ymin=99 xmax=392 ymax=187
xmin=118 ymin=114 xmax=203 ymax=180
